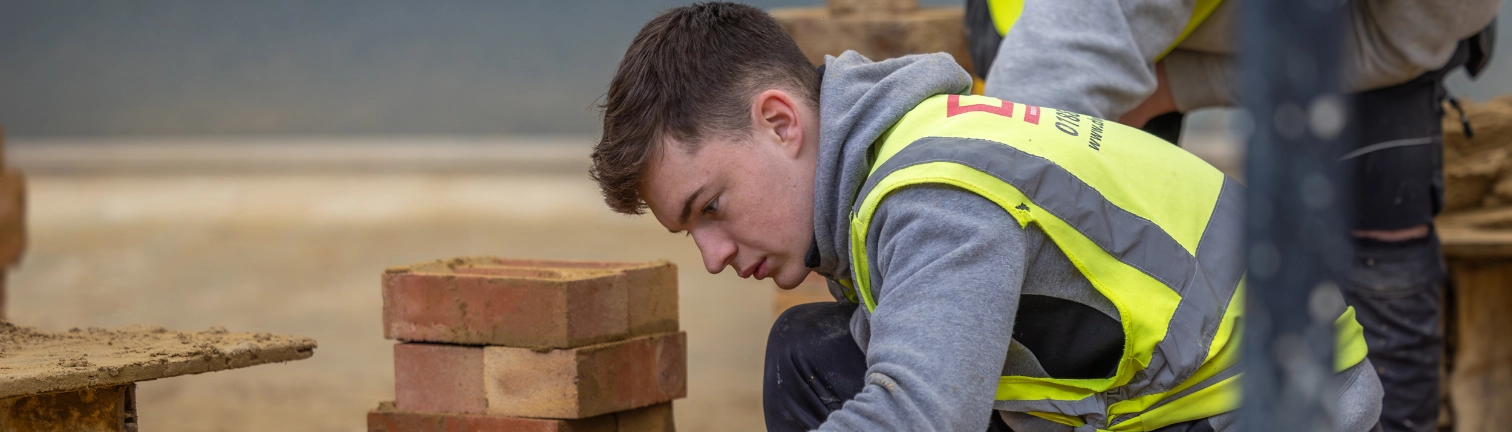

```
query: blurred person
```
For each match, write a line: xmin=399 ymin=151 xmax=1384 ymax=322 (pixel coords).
xmin=591 ymin=3 xmax=1381 ymax=431
xmin=965 ymin=1 xmax=1499 ymax=430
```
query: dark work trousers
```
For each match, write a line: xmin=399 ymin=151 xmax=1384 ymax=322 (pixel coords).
xmin=1338 ymin=52 xmax=1464 ymax=431
xmin=764 ymin=302 xmax=1227 ymax=431
xmin=1341 ymin=234 xmax=1444 ymax=432
xmin=762 ymin=301 xmax=1014 ymax=431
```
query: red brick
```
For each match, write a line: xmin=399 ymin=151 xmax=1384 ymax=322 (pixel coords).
xmin=770 ymin=7 xmax=971 ymax=73
xmin=621 ymin=262 xmax=678 ymax=336
xmin=394 ymin=343 xmax=487 ymax=415
xmin=0 ymin=171 xmax=26 ymax=267
xmin=828 ymin=0 xmax=917 ymax=16
xmin=367 ymin=401 xmax=615 ymax=432
xmin=392 ymin=333 xmax=686 ymax=419
xmin=366 ymin=402 xmax=674 ymax=432
xmin=382 ymin=257 xmax=676 ymax=349
xmin=487 ymin=332 xmax=686 ymax=419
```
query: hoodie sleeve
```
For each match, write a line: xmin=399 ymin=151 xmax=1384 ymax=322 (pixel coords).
xmin=981 ymin=0 xmax=1194 ymax=119
xmin=1162 ymin=0 xmax=1503 ymax=112
xmin=816 ymin=185 xmax=1022 ymax=431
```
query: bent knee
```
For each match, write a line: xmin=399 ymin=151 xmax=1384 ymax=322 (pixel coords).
xmin=767 ymin=302 xmax=859 ymax=358
xmin=1334 ymin=359 xmax=1385 ymax=432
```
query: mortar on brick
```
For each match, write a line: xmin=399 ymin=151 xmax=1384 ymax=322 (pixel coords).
xmin=382 ymin=257 xmax=677 ymax=349
xmin=368 ymin=400 xmax=618 ymax=432
xmin=828 ymin=0 xmax=918 ymax=16
xmin=390 ymin=332 xmax=687 ymax=419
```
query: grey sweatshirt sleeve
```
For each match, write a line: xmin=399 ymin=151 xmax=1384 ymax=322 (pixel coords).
xmin=982 ymin=0 xmax=1194 ymax=119
xmin=816 ymin=186 xmax=1023 ymax=431
xmin=1163 ymin=0 xmax=1503 ymax=111
xmin=1163 ymin=50 xmax=1237 ymax=112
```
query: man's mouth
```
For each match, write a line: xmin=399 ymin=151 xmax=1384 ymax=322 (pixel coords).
xmin=739 ymin=258 xmax=769 ymax=279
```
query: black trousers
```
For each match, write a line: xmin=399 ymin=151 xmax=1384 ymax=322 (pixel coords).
xmin=1341 ymin=235 xmax=1445 ymax=432
xmin=762 ymin=302 xmax=1224 ymax=431
xmin=762 ymin=302 xmax=1015 ymax=431
xmin=1334 ymin=53 xmax=1462 ymax=431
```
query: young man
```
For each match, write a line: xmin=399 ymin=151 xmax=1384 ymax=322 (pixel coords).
xmin=592 ymin=3 xmax=1382 ymax=431
xmin=964 ymin=2 xmax=1500 ymax=430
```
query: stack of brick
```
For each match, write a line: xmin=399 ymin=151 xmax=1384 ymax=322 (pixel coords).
xmin=0 ymin=125 xmax=27 ymax=319
xmin=770 ymin=0 xmax=973 ymax=75
xmin=370 ymin=257 xmax=684 ymax=432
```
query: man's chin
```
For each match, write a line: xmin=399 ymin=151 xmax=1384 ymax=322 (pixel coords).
xmin=773 ymin=271 xmax=808 ymax=290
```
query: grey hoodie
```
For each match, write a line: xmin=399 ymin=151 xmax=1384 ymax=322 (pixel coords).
xmin=981 ymin=0 xmax=1503 ymax=117
xmin=809 ymin=50 xmax=1093 ymax=431
xmin=807 ymin=51 xmax=1383 ymax=431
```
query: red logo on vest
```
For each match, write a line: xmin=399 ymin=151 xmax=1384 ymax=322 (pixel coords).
xmin=945 ymin=95 xmax=1040 ymax=125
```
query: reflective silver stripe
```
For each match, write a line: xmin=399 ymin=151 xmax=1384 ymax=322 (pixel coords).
xmin=994 ymin=394 xmax=1108 ymax=428
xmin=1121 ymin=177 xmax=1245 ymax=399
xmin=855 ymin=138 xmax=1192 ymax=289
xmin=1110 ymin=365 xmax=1242 ymax=427
xmin=1338 ymin=136 xmax=1433 ymax=160
xmin=855 ymin=137 xmax=1244 ymax=399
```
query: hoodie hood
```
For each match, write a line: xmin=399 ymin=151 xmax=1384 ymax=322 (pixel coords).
xmin=808 ymin=51 xmax=973 ymax=282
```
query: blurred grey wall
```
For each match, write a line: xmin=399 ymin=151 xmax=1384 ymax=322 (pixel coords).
xmin=0 ymin=1 xmax=1504 ymax=137
xmin=0 ymin=0 xmax=956 ymax=137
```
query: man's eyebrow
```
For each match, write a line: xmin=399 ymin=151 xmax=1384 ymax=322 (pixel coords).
xmin=676 ymin=185 xmax=706 ymax=228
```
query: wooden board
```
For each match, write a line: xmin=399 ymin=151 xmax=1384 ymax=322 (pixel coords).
xmin=0 ymin=323 xmax=315 ymax=398
xmin=0 ymin=384 xmax=135 ymax=432
xmin=1439 ymin=207 xmax=1512 ymax=258
xmin=1445 ymin=259 xmax=1512 ymax=431
xmin=1437 ymin=210 xmax=1512 ymax=431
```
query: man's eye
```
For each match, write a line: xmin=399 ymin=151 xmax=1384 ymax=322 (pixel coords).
xmin=702 ymin=198 xmax=719 ymax=215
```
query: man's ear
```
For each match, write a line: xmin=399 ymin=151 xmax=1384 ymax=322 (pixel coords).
xmin=753 ymin=89 xmax=804 ymax=158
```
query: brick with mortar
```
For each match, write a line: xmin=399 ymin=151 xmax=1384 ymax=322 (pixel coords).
xmin=382 ymin=257 xmax=677 ymax=348
xmin=366 ymin=401 xmax=675 ymax=432
xmin=393 ymin=343 xmax=487 ymax=414
xmin=828 ymin=0 xmax=918 ymax=16
xmin=770 ymin=6 xmax=971 ymax=73
xmin=392 ymin=332 xmax=686 ymax=419
xmin=367 ymin=401 xmax=616 ymax=432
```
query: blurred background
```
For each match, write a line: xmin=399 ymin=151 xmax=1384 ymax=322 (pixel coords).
xmin=0 ymin=1 xmax=1508 ymax=431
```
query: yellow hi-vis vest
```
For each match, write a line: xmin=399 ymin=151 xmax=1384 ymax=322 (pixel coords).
xmin=985 ymin=0 xmax=1224 ymax=60
xmin=845 ymin=94 xmax=1370 ymax=431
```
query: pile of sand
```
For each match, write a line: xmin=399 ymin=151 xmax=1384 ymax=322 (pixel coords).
xmin=1443 ymin=95 xmax=1512 ymax=213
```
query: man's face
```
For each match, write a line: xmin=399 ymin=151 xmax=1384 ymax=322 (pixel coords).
xmin=641 ymin=89 xmax=819 ymax=289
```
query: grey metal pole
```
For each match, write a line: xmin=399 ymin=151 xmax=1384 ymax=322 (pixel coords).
xmin=1239 ymin=0 xmax=1355 ymax=430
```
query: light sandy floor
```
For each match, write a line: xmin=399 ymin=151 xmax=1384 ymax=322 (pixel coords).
xmin=8 ymin=170 xmax=775 ymax=432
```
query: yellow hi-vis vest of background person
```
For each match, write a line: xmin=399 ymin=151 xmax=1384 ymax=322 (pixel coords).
xmin=843 ymin=94 xmax=1369 ymax=431
xmin=985 ymin=0 xmax=1224 ymax=60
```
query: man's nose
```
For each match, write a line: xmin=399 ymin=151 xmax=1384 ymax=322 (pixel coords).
xmin=691 ymin=229 xmax=735 ymax=274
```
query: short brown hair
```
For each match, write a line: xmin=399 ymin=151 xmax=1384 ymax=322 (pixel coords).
xmin=591 ymin=2 xmax=820 ymax=215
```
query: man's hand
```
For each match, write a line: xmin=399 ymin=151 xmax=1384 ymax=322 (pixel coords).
xmin=1118 ymin=62 xmax=1177 ymax=129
